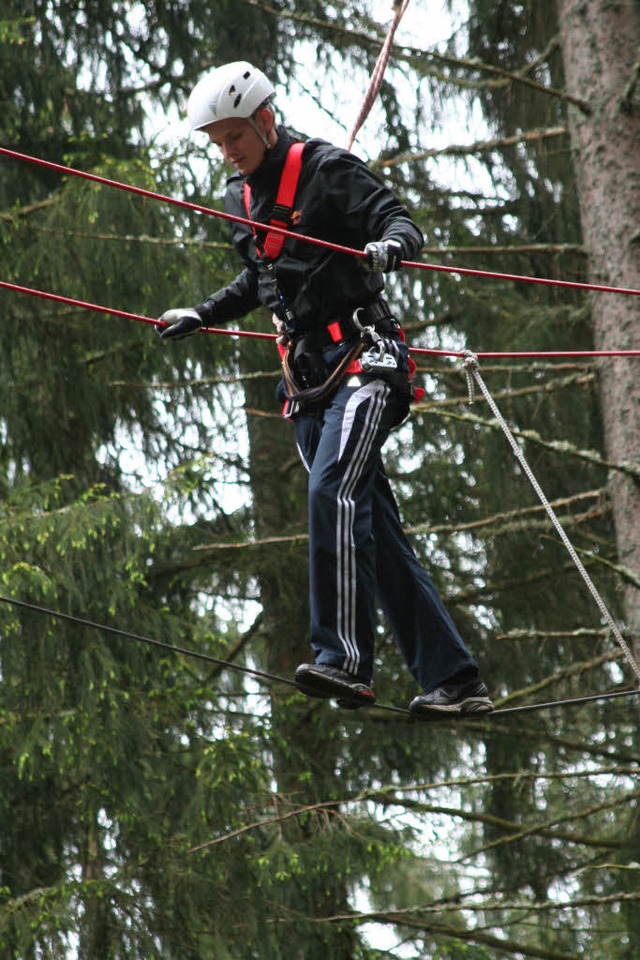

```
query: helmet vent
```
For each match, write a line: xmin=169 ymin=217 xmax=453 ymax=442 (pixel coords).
xmin=227 ymin=83 xmax=242 ymax=108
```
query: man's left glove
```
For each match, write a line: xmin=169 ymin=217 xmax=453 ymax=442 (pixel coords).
xmin=156 ymin=307 xmax=203 ymax=340
xmin=364 ymin=239 xmax=404 ymax=272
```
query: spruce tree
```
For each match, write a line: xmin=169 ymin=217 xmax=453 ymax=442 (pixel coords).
xmin=2 ymin=2 xmax=640 ymax=957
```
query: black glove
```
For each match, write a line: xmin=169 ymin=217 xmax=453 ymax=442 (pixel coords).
xmin=156 ymin=307 xmax=203 ymax=340
xmin=364 ymin=239 xmax=404 ymax=272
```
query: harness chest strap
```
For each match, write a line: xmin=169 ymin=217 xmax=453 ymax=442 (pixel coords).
xmin=243 ymin=141 xmax=305 ymax=259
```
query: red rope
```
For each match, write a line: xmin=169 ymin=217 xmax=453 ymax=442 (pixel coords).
xmin=0 ymin=280 xmax=276 ymax=341
xmin=3 ymin=145 xmax=640 ymax=301
xmin=0 ymin=147 xmax=364 ymax=261
xmin=3 ymin=278 xmax=640 ymax=358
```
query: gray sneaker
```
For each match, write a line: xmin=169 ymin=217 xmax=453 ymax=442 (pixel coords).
xmin=409 ymin=678 xmax=493 ymax=717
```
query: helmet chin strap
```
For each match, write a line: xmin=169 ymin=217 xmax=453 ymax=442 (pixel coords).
xmin=249 ymin=117 xmax=270 ymax=149
xmin=249 ymin=104 xmax=276 ymax=152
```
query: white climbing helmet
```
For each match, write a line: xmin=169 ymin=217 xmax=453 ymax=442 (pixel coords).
xmin=187 ymin=61 xmax=275 ymax=131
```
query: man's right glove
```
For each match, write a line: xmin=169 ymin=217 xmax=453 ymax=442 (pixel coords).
xmin=156 ymin=307 xmax=203 ymax=340
xmin=364 ymin=239 xmax=404 ymax=273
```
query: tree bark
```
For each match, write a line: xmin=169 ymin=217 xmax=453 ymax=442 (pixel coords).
xmin=557 ymin=0 xmax=640 ymax=668
xmin=557 ymin=4 xmax=640 ymax=954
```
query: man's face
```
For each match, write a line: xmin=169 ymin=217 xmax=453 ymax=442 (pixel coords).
xmin=204 ymin=116 xmax=266 ymax=176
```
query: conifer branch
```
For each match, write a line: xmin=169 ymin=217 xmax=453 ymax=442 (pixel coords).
xmin=329 ymin=893 xmax=631 ymax=943
xmin=377 ymin=126 xmax=569 ymax=168
xmin=461 ymin=787 xmax=640 ymax=861
xmin=420 ymin=49 xmax=588 ymax=112
xmin=238 ymin=0 xmax=589 ymax=111
xmin=186 ymin=489 xmax=606 ymax=554
xmin=620 ymin=58 xmax=640 ymax=112
xmin=28 ymin=225 xmax=234 ymax=250
xmin=496 ymin=626 xmax=616 ymax=642
xmin=492 ymin=652 xmax=624 ymax=707
xmin=377 ymin=764 xmax=638 ymax=795
xmin=421 ymin=242 xmax=586 ymax=256
xmin=375 ymin=798 xmax=623 ymax=851
xmin=429 ymin=407 xmax=640 ymax=480
xmin=191 ymin=756 xmax=635 ymax=854
xmin=277 ymin=909 xmax=584 ymax=960
xmin=420 ymin=370 xmax=595 ymax=409
xmin=452 ymin=554 xmax=616 ymax=604
xmin=108 ymin=370 xmax=278 ymax=390
xmin=0 ymin=196 xmax=57 ymax=221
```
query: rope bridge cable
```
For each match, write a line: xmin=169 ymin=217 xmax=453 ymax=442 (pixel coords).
xmin=0 ymin=592 xmax=416 ymax=715
xmin=3 ymin=278 xmax=640 ymax=360
xmin=483 ymin=688 xmax=640 ymax=718
xmin=4 ymin=145 xmax=640 ymax=301
xmin=0 ymin=593 xmax=298 ymax=690
xmin=376 ymin=687 xmax=640 ymax=723
xmin=461 ymin=350 xmax=640 ymax=686
xmin=1 ymin=593 xmax=638 ymax=721
xmin=367 ymin=687 xmax=640 ymax=722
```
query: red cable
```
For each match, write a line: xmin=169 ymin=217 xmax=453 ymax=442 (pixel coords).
xmin=3 ymin=278 xmax=640 ymax=358
xmin=0 ymin=147 xmax=363 ymax=261
xmin=3 ymin=145 xmax=640 ymax=300
xmin=0 ymin=280 xmax=276 ymax=341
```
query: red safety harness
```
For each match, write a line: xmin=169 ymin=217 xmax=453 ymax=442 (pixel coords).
xmin=243 ymin=141 xmax=358 ymax=351
xmin=243 ymin=142 xmax=423 ymax=411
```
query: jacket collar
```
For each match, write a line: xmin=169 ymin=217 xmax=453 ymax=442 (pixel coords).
xmin=246 ymin=126 xmax=296 ymax=190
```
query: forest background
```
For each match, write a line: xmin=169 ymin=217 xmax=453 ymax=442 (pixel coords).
xmin=1 ymin=0 xmax=640 ymax=957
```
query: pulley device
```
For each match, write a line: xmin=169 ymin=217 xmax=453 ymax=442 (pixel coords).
xmin=351 ymin=306 xmax=399 ymax=373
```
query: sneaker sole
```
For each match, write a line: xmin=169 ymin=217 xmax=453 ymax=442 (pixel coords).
xmin=295 ymin=668 xmax=376 ymax=708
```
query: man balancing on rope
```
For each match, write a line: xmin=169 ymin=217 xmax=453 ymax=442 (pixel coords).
xmin=157 ymin=61 xmax=492 ymax=717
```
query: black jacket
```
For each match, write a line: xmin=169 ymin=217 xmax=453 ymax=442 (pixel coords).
xmin=198 ymin=127 xmax=423 ymax=335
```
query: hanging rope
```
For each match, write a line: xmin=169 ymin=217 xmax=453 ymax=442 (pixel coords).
xmin=3 ymin=146 xmax=640 ymax=301
xmin=461 ymin=350 xmax=640 ymax=685
xmin=346 ymin=0 xmax=411 ymax=151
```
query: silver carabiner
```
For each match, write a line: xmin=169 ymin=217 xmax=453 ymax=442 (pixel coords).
xmin=351 ymin=307 xmax=382 ymax=347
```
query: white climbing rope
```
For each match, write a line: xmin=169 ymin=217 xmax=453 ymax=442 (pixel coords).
xmin=462 ymin=350 xmax=640 ymax=685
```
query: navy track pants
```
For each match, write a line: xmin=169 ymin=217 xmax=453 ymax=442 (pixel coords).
xmin=294 ymin=376 xmax=479 ymax=694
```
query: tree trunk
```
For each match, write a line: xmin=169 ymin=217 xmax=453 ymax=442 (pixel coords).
xmin=557 ymin=4 xmax=640 ymax=955
xmin=557 ymin=0 xmax=640 ymax=667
